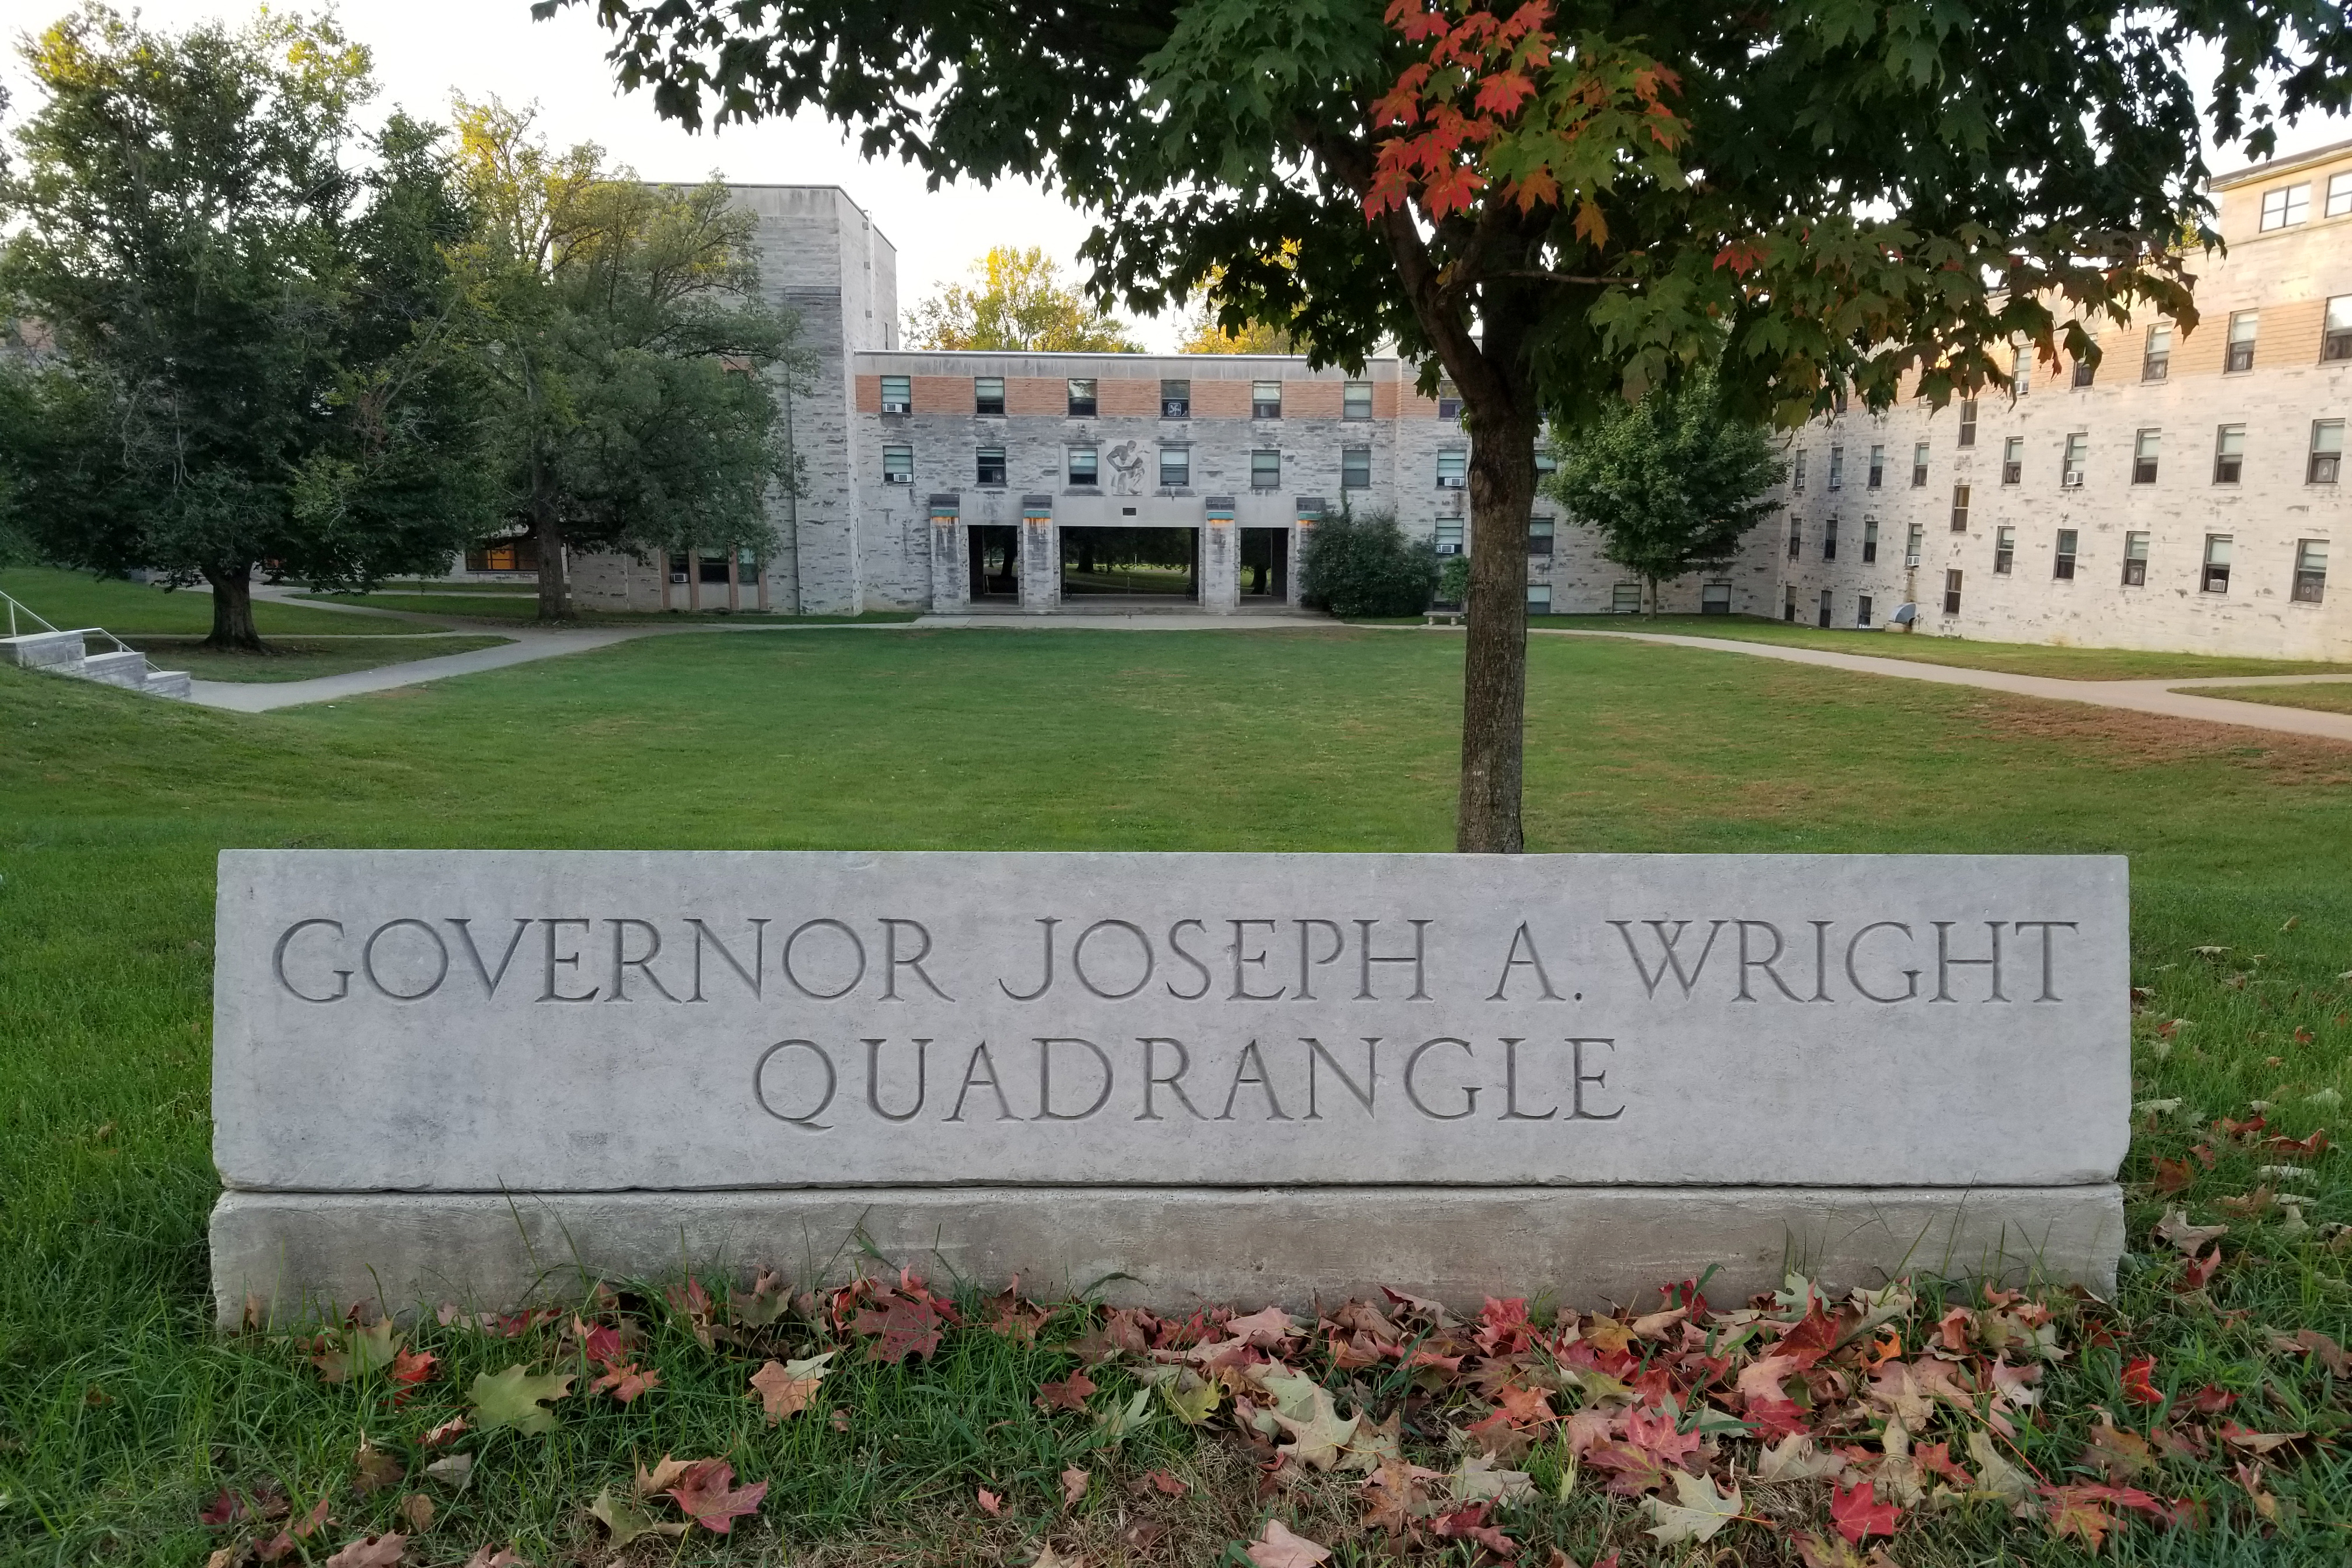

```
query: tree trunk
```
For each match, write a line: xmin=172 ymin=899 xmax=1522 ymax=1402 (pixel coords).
xmin=1645 ymin=575 xmax=1658 ymax=619
xmin=204 ymin=563 xmax=265 ymax=651
xmin=531 ymin=455 xmax=569 ymax=622
xmin=1456 ymin=405 xmax=1539 ymax=853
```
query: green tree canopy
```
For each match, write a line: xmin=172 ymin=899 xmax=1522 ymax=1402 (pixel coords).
xmin=550 ymin=0 xmax=2352 ymax=847
xmin=0 ymin=5 xmax=495 ymax=647
xmin=448 ymin=98 xmax=807 ymax=621
xmin=1548 ymin=373 xmax=1784 ymax=616
xmin=908 ymin=246 xmax=1141 ymax=352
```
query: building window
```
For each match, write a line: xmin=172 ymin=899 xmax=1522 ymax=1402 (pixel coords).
xmin=1067 ymin=379 xmax=1098 ymax=418
xmin=1343 ymin=381 xmax=1373 ymax=420
xmin=2062 ymin=432 xmax=2088 ymax=487
xmin=1611 ymin=583 xmax=1640 ymax=614
xmin=1943 ymin=569 xmax=1963 ymax=615
xmin=1782 ymin=585 xmax=1797 ymax=622
xmin=1251 ymin=380 xmax=1282 ymax=419
xmin=466 ymin=538 xmax=537 ymax=573
xmin=2202 ymin=535 xmax=2232 ymax=594
xmin=667 ymin=551 xmax=689 ymax=583
xmin=2011 ymin=345 xmax=2030 ymax=395
xmin=1437 ymin=379 xmax=1462 ymax=419
xmin=1701 ymin=582 xmax=1732 ymax=615
xmin=2214 ymin=425 xmax=2245 ymax=484
xmin=1434 ymin=520 xmax=1464 ymax=555
xmin=2132 ymin=429 xmax=2160 ymax=485
xmin=1436 ymin=451 xmax=1466 ymax=489
xmin=1792 ymin=450 xmax=1808 ymax=492
xmin=2142 ymin=325 xmax=2171 ymax=381
xmin=1340 ymin=446 xmax=1371 ymax=489
xmin=1068 ymin=446 xmax=1099 ymax=487
xmin=2053 ymin=528 xmax=2079 ymax=580
xmin=975 ymin=446 xmax=1007 ymax=487
xmin=1957 ymin=399 xmax=1978 ymax=447
xmin=1158 ymin=446 xmax=1189 ymax=489
xmin=1866 ymin=445 xmax=1884 ymax=488
xmin=2122 ymin=531 xmax=2149 ymax=586
xmin=1527 ymin=584 xmax=1553 ymax=612
xmin=1787 ymin=522 xmax=1802 ymax=559
xmin=2313 ymin=420 xmax=2345 ymax=485
xmin=1949 ymin=482 xmax=1971 ymax=532
xmin=2001 ymin=438 xmax=2023 ymax=485
xmin=2072 ymin=343 xmax=2096 ymax=388
xmin=1822 ymin=517 xmax=1839 ymax=561
xmin=974 ymin=376 xmax=1005 ymax=415
xmin=1911 ymin=442 xmax=1929 ymax=488
xmin=1857 ymin=593 xmax=1874 ymax=627
xmin=2294 ymin=540 xmax=2329 ymax=604
xmin=880 ymin=374 xmax=912 ymax=414
xmin=2325 ymin=296 xmax=2352 ymax=362
xmin=1534 ymin=449 xmax=1556 ymax=480
xmin=2259 ymin=183 xmax=2310 ymax=230
xmin=2330 ymin=172 xmax=2352 ymax=220
xmin=1817 ymin=588 xmax=1833 ymax=627
xmin=1905 ymin=525 xmax=1923 ymax=568
xmin=699 ymin=552 xmax=731 ymax=586
xmin=1863 ymin=519 xmax=1881 ymax=562
xmin=1827 ymin=446 xmax=1845 ymax=489
xmin=1993 ymin=526 xmax=2015 ymax=575
xmin=881 ymin=443 xmax=914 ymax=484
xmin=1833 ymin=386 xmax=1849 ymax=414
xmin=1528 ymin=517 xmax=1555 ymax=556
xmin=1250 ymin=450 xmax=1281 ymax=490
xmin=1160 ymin=379 xmax=1190 ymax=418
xmin=2224 ymin=312 xmax=2258 ymax=373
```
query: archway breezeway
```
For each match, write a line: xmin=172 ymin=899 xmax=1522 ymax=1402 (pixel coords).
xmin=1059 ymin=526 xmax=1198 ymax=603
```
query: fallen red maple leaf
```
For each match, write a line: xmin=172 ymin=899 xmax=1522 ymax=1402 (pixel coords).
xmin=2190 ymin=1384 xmax=2236 ymax=1414
xmin=1036 ymin=1371 xmax=1096 ymax=1412
xmin=2120 ymin=1356 xmax=2165 ymax=1406
xmin=852 ymin=1292 xmax=947 ymax=1364
xmin=198 ymin=1489 xmax=247 ymax=1527
xmin=1829 ymin=1480 xmax=1900 ymax=1545
xmin=590 ymin=1360 xmax=660 ymax=1404
xmin=1432 ymin=1500 xmax=1516 ymax=1556
xmin=976 ymin=1486 xmax=1004 ymax=1517
xmin=2151 ymin=1157 xmax=2194 ymax=1194
xmin=667 ymin=1460 xmax=766 ymax=1534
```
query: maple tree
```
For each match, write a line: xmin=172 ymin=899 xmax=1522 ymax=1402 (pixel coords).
xmin=547 ymin=0 xmax=2348 ymax=851
xmin=908 ymin=246 xmax=1143 ymax=353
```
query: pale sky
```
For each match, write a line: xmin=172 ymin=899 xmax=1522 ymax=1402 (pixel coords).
xmin=3 ymin=2 xmax=2343 ymax=359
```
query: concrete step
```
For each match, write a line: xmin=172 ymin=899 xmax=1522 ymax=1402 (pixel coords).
xmin=77 ymin=649 xmax=155 ymax=689
xmin=144 ymin=669 xmax=192 ymax=699
xmin=1 ymin=628 xmax=90 ymax=672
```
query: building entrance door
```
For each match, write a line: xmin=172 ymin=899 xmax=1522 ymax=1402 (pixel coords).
xmin=967 ymin=526 xmax=1020 ymax=601
xmin=1060 ymin=526 xmax=1199 ymax=601
xmin=1238 ymin=527 xmax=1289 ymax=601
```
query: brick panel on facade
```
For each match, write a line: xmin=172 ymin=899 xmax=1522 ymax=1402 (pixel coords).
xmin=1005 ymin=377 xmax=1069 ymax=415
xmin=1097 ymin=376 xmax=1160 ymax=416
xmin=853 ymin=374 xmax=881 ymax=413
xmin=1284 ymin=379 xmax=1344 ymax=416
xmin=912 ymin=374 xmax=973 ymax=414
xmin=1191 ymin=378 xmax=1251 ymax=416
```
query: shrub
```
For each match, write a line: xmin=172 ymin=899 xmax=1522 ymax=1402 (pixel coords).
xmin=1436 ymin=555 xmax=1470 ymax=607
xmin=1299 ymin=508 xmax=1440 ymax=618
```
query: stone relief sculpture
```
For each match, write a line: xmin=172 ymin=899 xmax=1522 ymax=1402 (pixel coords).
xmin=1105 ymin=440 xmax=1147 ymax=496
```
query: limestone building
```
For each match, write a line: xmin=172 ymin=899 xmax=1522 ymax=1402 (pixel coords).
xmin=565 ymin=152 xmax=2347 ymax=657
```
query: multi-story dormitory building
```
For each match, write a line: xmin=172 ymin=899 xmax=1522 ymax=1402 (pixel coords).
xmin=564 ymin=155 xmax=2347 ymax=657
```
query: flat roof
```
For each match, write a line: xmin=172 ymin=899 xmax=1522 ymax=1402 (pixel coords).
xmin=2210 ymin=134 xmax=2352 ymax=190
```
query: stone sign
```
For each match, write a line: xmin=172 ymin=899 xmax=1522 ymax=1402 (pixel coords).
xmin=211 ymin=850 xmax=2130 ymax=1320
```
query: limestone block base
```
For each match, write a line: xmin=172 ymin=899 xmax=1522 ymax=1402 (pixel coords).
xmin=211 ymin=1184 xmax=2123 ymax=1326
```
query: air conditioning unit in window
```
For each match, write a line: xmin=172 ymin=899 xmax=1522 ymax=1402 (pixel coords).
xmin=880 ymin=399 xmax=911 ymax=415
xmin=1436 ymin=542 xmax=1462 ymax=556
xmin=884 ymin=472 xmax=911 ymax=485
xmin=1437 ymin=476 xmax=1465 ymax=489
xmin=2062 ymin=473 xmax=2084 ymax=487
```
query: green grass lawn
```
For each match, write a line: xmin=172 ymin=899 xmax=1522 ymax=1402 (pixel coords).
xmin=1513 ymin=613 xmax=2352 ymax=681
xmin=120 ymin=634 xmax=513 ymax=682
xmin=4 ymin=628 xmax=2350 ymax=1566
xmin=298 ymin=590 xmax=919 ymax=626
xmin=2186 ymin=682 xmax=2352 ymax=716
xmin=1 ymin=566 xmax=454 ymax=636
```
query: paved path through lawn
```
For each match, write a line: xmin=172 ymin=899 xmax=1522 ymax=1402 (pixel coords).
xmin=1509 ymin=626 xmax=2352 ymax=744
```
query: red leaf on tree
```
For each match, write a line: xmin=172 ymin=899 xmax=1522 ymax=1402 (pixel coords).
xmin=666 ymin=1460 xmax=766 ymax=1534
xmin=1422 ymin=161 xmax=1489 ymax=218
xmin=1473 ymin=70 xmax=1537 ymax=117
xmin=2120 ymin=1356 xmax=2165 ymax=1405
xmin=1829 ymin=1480 xmax=1900 ymax=1544
xmin=1509 ymin=166 xmax=1561 ymax=213
xmin=1713 ymin=240 xmax=1769 ymax=277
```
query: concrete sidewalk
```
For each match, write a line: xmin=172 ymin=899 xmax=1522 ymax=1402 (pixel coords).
xmin=1511 ymin=626 xmax=2352 ymax=744
xmin=187 ymin=630 xmax=644 ymax=712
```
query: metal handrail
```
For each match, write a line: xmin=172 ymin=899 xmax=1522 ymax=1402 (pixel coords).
xmin=1 ymin=587 xmax=135 ymax=653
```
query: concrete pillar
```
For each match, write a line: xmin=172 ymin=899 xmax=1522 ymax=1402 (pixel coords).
xmin=1289 ymin=521 xmax=1315 ymax=607
xmin=928 ymin=495 xmax=968 ymax=613
xmin=1200 ymin=496 xmax=1238 ymax=614
xmin=1019 ymin=495 xmax=1059 ymax=614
